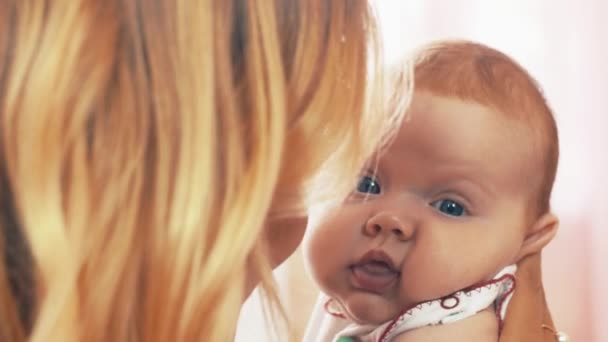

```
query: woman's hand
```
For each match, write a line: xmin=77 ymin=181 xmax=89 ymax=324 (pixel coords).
xmin=499 ymin=252 xmax=557 ymax=342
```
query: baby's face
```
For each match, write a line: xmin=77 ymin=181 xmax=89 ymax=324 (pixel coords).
xmin=304 ymin=92 xmax=533 ymax=325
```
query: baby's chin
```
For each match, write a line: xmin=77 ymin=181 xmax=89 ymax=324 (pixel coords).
xmin=339 ymin=291 xmax=405 ymax=325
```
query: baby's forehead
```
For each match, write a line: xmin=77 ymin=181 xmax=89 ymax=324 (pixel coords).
xmin=389 ymin=93 xmax=540 ymax=194
xmin=399 ymin=93 xmax=529 ymax=153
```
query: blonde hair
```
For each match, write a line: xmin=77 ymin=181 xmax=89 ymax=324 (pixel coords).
xmin=0 ymin=1 xmax=405 ymax=341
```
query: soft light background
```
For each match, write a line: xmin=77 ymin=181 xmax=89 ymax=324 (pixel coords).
xmin=237 ymin=1 xmax=608 ymax=341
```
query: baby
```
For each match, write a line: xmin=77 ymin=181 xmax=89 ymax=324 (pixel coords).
xmin=302 ymin=40 xmax=559 ymax=342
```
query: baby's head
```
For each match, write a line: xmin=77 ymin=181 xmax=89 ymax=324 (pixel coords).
xmin=303 ymin=40 xmax=559 ymax=325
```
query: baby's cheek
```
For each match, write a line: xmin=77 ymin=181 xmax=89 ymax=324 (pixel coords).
xmin=305 ymin=208 xmax=357 ymax=272
xmin=302 ymin=229 xmax=327 ymax=279
xmin=303 ymin=224 xmax=345 ymax=291
xmin=400 ymin=254 xmax=475 ymax=302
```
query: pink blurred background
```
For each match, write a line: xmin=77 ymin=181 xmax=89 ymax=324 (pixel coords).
xmin=237 ymin=1 xmax=608 ymax=341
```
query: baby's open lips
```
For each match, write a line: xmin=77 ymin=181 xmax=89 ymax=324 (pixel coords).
xmin=354 ymin=260 xmax=400 ymax=275
xmin=354 ymin=249 xmax=400 ymax=273
xmin=349 ymin=250 xmax=401 ymax=293
xmin=350 ymin=262 xmax=399 ymax=293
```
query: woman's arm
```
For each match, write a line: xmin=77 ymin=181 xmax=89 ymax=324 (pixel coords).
xmin=499 ymin=252 xmax=557 ymax=342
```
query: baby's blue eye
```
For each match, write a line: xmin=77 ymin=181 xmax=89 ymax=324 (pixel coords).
xmin=431 ymin=199 xmax=467 ymax=217
xmin=356 ymin=175 xmax=381 ymax=194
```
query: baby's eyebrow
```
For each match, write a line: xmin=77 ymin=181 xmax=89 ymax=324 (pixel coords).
xmin=431 ymin=169 xmax=496 ymax=199
xmin=470 ymin=177 xmax=492 ymax=192
xmin=452 ymin=177 xmax=496 ymax=199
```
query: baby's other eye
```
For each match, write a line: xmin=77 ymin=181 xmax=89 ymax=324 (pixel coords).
xmin=431 ymin=199 xmax=467 ymax=217
xmin=356 ymin=175 xmax=381 ymax=195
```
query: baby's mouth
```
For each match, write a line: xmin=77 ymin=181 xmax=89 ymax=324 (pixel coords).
xmin=350 ymin=251 xmax=400 ymax=293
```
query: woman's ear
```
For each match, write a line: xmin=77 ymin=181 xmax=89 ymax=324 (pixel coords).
xmin=515 ymin=212 xmax=559 ymax=262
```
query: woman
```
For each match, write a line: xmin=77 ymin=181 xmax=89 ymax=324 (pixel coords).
xmin=0 ymin=0 xmax=558 ymax=341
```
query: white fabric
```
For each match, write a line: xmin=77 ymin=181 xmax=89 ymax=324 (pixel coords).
xmin=302 ymin=265 xmax=516 ymax=342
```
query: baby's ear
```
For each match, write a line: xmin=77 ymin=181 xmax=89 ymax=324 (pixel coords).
xmin=515 ymin=212 xmax=559 ymax=261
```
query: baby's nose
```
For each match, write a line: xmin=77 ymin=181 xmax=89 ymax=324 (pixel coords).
xmin=363 ymin=212 xmax=413 ymax=241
